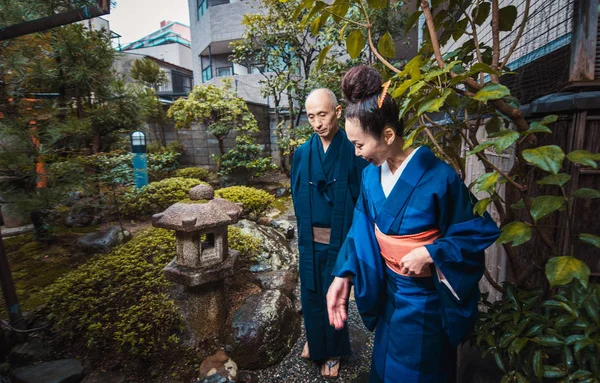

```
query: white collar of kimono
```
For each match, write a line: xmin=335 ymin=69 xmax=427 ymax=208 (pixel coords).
xmin=380 ymin=146 xmax=421 ymax=198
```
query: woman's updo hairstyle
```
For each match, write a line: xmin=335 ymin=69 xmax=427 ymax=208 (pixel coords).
xmin=342 ymin=65 xmax=403 ymax=138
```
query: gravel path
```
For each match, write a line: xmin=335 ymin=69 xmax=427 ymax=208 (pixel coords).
xmin=251 ymin=204 xmax=374 ymax=383
xmin=252 ymin=296 xmax=374 ymax=383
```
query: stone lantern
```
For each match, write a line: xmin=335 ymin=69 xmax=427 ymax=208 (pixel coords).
xmin=152 ymin=183 xmax=243 ymax=343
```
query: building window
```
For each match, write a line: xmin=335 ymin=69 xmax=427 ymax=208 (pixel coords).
xmin=172 ymin=72 xmax=192 ymax=94
xmin=216 ymin=67 xmax=232 ymax=77
xmin=197 ymin=0 xmax=208 ymax=20
xmin=202 ymin=66 xmax=212 ymax=82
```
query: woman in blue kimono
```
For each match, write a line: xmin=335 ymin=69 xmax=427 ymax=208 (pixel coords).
xmin=326 ymin=65 xmax=500 ymax=382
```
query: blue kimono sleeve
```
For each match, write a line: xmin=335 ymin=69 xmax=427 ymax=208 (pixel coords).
xmin=424 ymin=171 xmax=500 ymax=346
xmin=332 ymin=180 xmax=386 ymax=331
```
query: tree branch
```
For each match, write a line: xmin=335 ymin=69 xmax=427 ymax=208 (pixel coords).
xmin=490 ymin=0 xmax=500 ymax=82
xmin=485 ymin=268 xmax=505 ymax=293
xmin=421 ymin=0 xmax=445 ymax=68
xmin=500 ymin=0 xmax=531 ymax=70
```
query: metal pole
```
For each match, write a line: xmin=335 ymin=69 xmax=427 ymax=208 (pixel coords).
xmin=0 ymin=210 xmax=25 ymax=330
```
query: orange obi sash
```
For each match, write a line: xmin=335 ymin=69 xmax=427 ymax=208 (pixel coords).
xmin=374 ymin=226 xmax=441 ymax=277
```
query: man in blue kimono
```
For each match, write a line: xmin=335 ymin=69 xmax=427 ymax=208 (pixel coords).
xmin=290 ymin=88 xmax=368 ymax=378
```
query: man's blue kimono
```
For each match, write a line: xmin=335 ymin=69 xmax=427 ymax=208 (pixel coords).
xmin=291 ymin=129 xmax=367 ymax=361
xmin=333 ymin=146 xmax=500 ymax=382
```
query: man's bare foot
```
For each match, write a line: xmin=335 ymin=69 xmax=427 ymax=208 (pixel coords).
xmin=321 ymin=358 xmax=340 ymax=378
xmin=301 ymin=341 xmax=310 ymax=359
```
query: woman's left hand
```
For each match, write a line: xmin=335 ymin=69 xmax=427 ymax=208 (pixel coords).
xmin=399 ymin=246 xmax=433 ymax=275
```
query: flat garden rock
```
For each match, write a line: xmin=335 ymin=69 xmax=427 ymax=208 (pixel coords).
xmin=228 ymin=290 xmax=300 ymax=369
xmin=232 ymin=220 xmax=298 ymax=271
xmin=76 ymin=226 xmax=130 ymax=254
xmin=254 ymin=271 xmax=297 ymax=299
xmin=9 ymin=338 xmax=51 ymax=366
xmin=198 ymin=351 xmax=237 ymax=382
xmin=11 ymin=359 xmax=84 ymax=383
xmin=270 ymin=219 xmax=295 ymax=239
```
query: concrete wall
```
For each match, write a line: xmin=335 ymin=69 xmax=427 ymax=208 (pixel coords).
xmin=149 ymin=103 xmax=271 ymax=170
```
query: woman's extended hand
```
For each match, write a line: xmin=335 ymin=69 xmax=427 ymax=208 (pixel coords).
xmin=399 ymin=246 xmax=433 ymax=275
xmin=326 ymin=276 xmax=351 ymax=330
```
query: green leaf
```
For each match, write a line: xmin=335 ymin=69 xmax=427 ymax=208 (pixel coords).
xmin=310 ymin=16 xmax=322 ymax=36
xmin=391 ymin=77 xmax=418 ymax=98
xmin=530 ymin=195 xmax=565 ymax=222
xmin=573 ymin=188 xmax=600 ymax=198
xmin=316 ymin=44 xmax=332 ymax=70
xmin=522 ymin=145 xmax=565 ymax=174
xmin=526 ymin=121 xmax=552 ymax=134
xmin=403 ymin=126 xmax=425 ymax=150
xmin=537 ymin=173 xmax=571 ymax=187
xmin=541 ymin=115 xmax=558 ymax=125
xmin=498 ymin=5 xmax=518 ymax=31
xmin=377 ymin=31 xmax=396 ymax=58
xmin=404 ymin=11 xmax=423 ymax=34
xmin=473 ymin=197 xmax=492 ymax=216
xmin=329 ymin=0 xmax=350 ymax=22
xmin=366 ymin=0 xmax=386 ymax=9
xmin=535 ymin=336 xmax=565 ymax=347
xmin=468 ymin=62 xmax=500 ymax=76
xmin=490 ymin=129 xmax=520 ymax=153
xmin=472 ymin=2 xmax=491 ymax=25
xmin=473 ymin=83 xmax=511 ymax=102
xmin=417 ymin=89 xmax=453 ymax=115
xmin=346 ymin=29 xmax=365 ymax=59
xmin=579 ymin=233 xmax=600 ymax=248
xmin=533 ymin=350 xmax=544 ymax=379
xmin=545 ymin=256 xmax=590 ymax=287
xmin=467 ymin=141 xmax=494 ymax=155
xmin=493 ymin=350 xmax=506 ymax=372
xmin=567 ymin=150 xmax=600 ymax=169
xmin=485 ymin=116 xmax=503 ymax=134
xmin=452 ymin=19 xmax=469 ymax=41
xmin=307 ymin=0 xmax=328 ymax=21
xmin=498 ymin=222 xmax=532 ymax=246
xmin=475 ymin=171 xmax=499 ymax=193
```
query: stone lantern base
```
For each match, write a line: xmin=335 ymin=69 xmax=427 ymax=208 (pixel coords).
xmin=164 ymin=250 xmax=239 ymax=344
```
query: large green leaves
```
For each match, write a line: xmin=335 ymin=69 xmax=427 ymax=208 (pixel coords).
xmin=315 ymin=44 xmax=332 ymax=70
xmin=498 ymin=6 xmax=518 ymax=31
xmin=346 ymin=29 xmax=365 ymax=59
xmin=366 ymin=0 xmax=386 ymax=9
xmin=473 ymin=83 xmax=511 ymax=102
xmin=572 ymin=188 xmax=600 ymax=198
xmin=417 ymin=89 xmax=453 ymax=115
xmin=488 ymin=129 xmax=520 ymax=153
xmin=498 ymin=222 xmax=532 ymax=246
xmin=474 ymin=171 xmax=499 ymax=193
xmin=545 ymin=256 xmax=590 ymax=287
xmin=329 ymin=0 xmax=350 ymax=22
xmin=567 ymin=150 xmax=600 ymax=169
xmin=522 ymin=145 xmax=565 ymax=174
xmin=377 ymin=31 xmax=395 ymax=58
xmin=537 ymin=173 xmax=571 ymax=187
xmin=579 ymin=233 xmax=600 ymax=248
xmin=472 ymin=2 xmax=491 ymax=25
xmin=530 ymin=196 xmax=565 ymax=222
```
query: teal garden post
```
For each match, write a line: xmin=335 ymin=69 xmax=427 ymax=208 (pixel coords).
xmin=131 ymin=131 xmax=149 ymax=188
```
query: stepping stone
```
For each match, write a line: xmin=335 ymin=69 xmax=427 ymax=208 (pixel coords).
xmin=12 ymin=359 xmax=84 ymax=383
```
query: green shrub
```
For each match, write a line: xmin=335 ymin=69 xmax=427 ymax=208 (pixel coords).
xmin=43 ymin=227 xmax=184 ymax=358
xmin=120 ymin=177 xmax=204 ymax=217
xmin=472 ymin=282 xmax=600 ymax=382
xmin=228 ymin=226 xmax=262 ymax=260
xmin=215 ymin=186 xmax=274 ymax=217
xmin=174 ymin=167 xmax=211 ymax=182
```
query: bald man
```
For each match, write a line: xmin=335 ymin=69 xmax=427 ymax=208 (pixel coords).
xmin=290 ymin=88 xmax=368 ymax=378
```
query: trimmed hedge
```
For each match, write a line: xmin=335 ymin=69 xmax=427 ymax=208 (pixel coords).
xmin=228 ymin=226 xmax=262 ymax=261
xmin=215 ymin=186 xmax=274 ymax=217
xmin=43 ymin=227 xmax=183 ymax=358
xmin=120 ymin=177 xmax=205 ymax=217
xmin=174 ymin=167 xmax=211 ymax=182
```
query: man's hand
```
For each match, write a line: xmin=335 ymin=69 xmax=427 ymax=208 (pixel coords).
xmin=399 ymin=246 xmax=433 ymax=275
xmin=326 ymin=276 xmax=351 ymax=330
